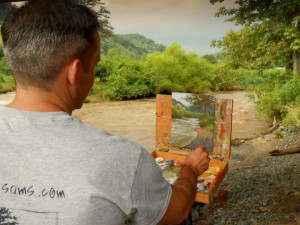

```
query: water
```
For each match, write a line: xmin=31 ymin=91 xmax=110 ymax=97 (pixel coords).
xmin=0 ymin=92 xmax=15 ymax=106
xmin=0 ymin=91 xmax=271 ymax=140
xmin=214 ymin=92 xmax=271 ymax=139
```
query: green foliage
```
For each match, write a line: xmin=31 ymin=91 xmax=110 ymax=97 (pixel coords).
xmin=98 ymin=33 xmax=166 ymax=95
xmin=198 ymin=114 xmax=214 ymax=132
xmin=257 ymin=76 xmax=300 ymax=119
xmin=213 ymin=66 xmax=291 ymax=91
xmin=210 ymin=0 xmax=300 ymax=76
xmin=172 ymin=103 xmax=187 ymax=118
xmin=0 ymin=74 xmax=15 ymax=93
xmin=71 ymin=0 xmax=113 ymax=38
xmin=283 ymin=106 xmax=300 ymax=127
xmin=121 ymin=34 xmax=165 ymax=53
xmin=172 ymin=103 xmax=214 ymax=131
xmin=94 ymin=36 xmax=297 ymax=105
xmin=101 ymin=34 xmax=166 ymax=57
xmin=0 ymin=57 xmax=11 ymax=75
xmin=285 ymin=16 xmax=300 ymax=52
xmin=94 ymin=42 xmax=218 ymax=100
xmin=202 ymin=54 xmax=218 ymax=64
xmin=211 ymin=22 xmax=292 ymax=71
xmin=143 ymin=43 xmax=214 ymax=94
xmin=0 ymin=37 xmax=14 ymax=93
xmin=210 ymin=0 xmax=299 ymax=26
xmin=274 ymin=131 xmax=283 ymax=139
xmin=101 ymin=73 xmax=151 ymax=100
xmin=213 ymin=66 xmax=243 ymax=91
xmin=94 ymin=55 xmax=151 ymax=100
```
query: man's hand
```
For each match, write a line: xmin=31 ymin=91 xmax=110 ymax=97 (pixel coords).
xmin=159 ymin=146 xmax=210 ymax=224
xmin=182 ymin=146 xmax=210 ymax=176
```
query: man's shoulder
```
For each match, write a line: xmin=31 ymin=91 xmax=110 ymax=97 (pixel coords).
xmin=71 ymin=117 xmax=144 ymax=158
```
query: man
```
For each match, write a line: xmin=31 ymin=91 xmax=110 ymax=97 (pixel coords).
xmin=0 ymin=0 xmax=209 ymax=224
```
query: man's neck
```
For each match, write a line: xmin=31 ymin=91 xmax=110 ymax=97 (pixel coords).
xmin=7 ymin=87 xmax=73 ymax=114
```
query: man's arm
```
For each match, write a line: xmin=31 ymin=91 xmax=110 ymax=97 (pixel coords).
xmin=159 ymin=147 xmax=210 ymax=224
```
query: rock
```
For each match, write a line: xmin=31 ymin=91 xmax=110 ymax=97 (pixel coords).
xmin=258 ymin=206 xmax=269 ymax=213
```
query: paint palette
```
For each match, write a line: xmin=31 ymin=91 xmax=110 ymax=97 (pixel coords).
xmin=152 ymin=93 xmax=233 ymax=204
xmin=155 ymin=157 xmax=222 ymax=192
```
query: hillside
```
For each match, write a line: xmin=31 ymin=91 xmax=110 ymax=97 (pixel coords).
xmin=101 ymin=33 xmax=166 ymax=58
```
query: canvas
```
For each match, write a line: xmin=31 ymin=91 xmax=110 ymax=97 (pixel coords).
xmin=171 ymin=92 xmax=215 ymax=152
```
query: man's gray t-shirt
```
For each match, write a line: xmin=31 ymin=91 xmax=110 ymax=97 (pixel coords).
xmin=0 ymin=106 xmax=172 ymax=225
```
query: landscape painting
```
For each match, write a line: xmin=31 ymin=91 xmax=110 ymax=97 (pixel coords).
xmin=171 ymin=92 xmax=215 ymax=151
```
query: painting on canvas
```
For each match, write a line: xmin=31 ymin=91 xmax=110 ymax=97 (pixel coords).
xmin=171 ymin=92 xmax=215 ymax=151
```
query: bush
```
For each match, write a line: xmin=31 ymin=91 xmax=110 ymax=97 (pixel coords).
xmin=212 ymin=67 xmax=289 ymax=91
xmin=274 ymin=131 xmax=283 ymax=139
xmin=257 ymin=76 xmax=300 ymax=120
xmin=282 ymin=104 xmax=300 ymax=127
xmin=0 ymin=74 xmax=15 ymax=93
xmin=0 ymin=57 xmax=12 ymax=76
xmin=172 ymin=104 xmax=187 ymax=118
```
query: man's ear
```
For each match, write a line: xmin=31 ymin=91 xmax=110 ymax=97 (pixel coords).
xmin=67 ymin=59 xmax=81 ymax=88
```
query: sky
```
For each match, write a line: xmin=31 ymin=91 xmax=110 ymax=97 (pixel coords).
xmin=14 ymin=0 xmax=240 ymax=56
xmin=102 ymin=0 xmax=240 ymax=56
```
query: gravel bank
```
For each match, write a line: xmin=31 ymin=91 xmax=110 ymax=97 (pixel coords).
xmin=191 ymin=129 xmax=300 ymax=225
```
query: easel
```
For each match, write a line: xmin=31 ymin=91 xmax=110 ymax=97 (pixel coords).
xmin=152 ymin=94 xmax=233 ymax=223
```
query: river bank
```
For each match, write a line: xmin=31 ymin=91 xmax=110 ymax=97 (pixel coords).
xmin=193 ymin=128 xmax=300 ymax=225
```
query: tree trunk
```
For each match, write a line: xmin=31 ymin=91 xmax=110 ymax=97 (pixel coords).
xmin=292 ymin=10 xmax=300 ymax=77
xmin=294 ymin=50 xmax=300 ymax=77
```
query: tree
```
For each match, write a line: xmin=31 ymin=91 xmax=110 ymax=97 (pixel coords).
xmin=72 ymin=0 xmax=113 ymax=38
xmin=211 ymin=21 xmax=293 ymax=71
xmin=0 ymin=1 xmax=112 ymax=37
xmin=202 ymin=54 xmax=218 ymax=64
xmin=143 ymin=43 xmax=214 ymax=94
xmin=172 ymin=103 xmax=187 ymax=118
xmin=101 ymin=34 xmax=165 ymax=57
xmin=210 ymin=0 xmax=300 ymax=76
xmin=96 ymin=54 xmax=152 ymax=100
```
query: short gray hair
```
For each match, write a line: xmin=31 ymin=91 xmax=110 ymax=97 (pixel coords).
xmin=1 ymin=0 xmax=100 ymax=89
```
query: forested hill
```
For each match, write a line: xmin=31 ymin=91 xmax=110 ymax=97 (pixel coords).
xmin=101 ymin=33 xmax=166 ymax=58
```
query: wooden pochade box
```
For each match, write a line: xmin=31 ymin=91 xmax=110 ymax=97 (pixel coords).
xmin=152 ymin=94 xmax=233 ymax=204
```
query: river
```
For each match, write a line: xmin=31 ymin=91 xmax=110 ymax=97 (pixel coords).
xmin=0 ymin=92 xmax=15 ymax=106
xmin=0 ymin=91 xmax=271 ymax=151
